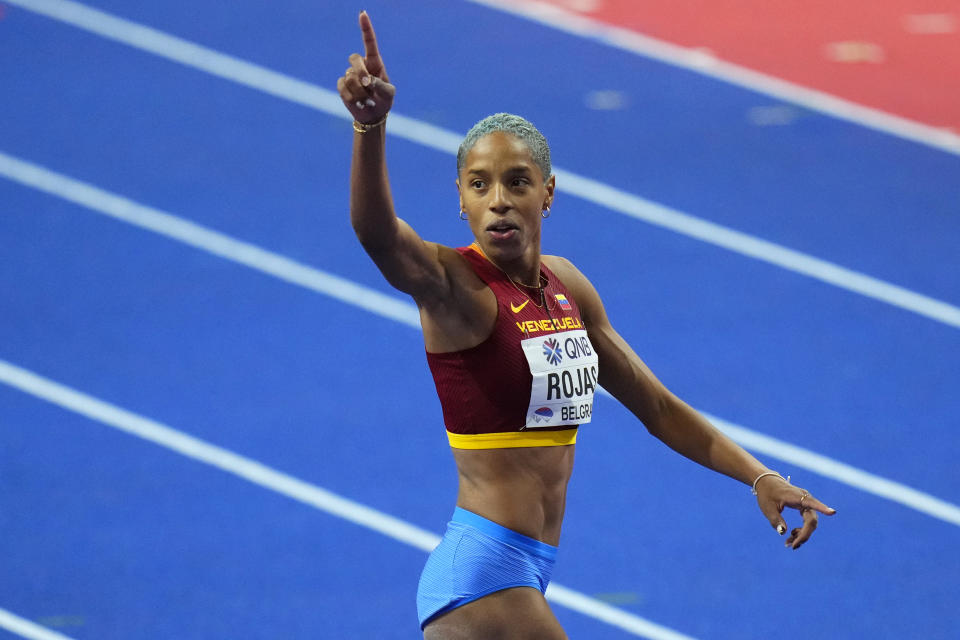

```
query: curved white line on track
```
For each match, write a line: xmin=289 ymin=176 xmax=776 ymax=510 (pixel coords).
xmin=1 ymin=150 xmax=958 ymax=529
xmin=0 ymin=609 xmax=77 ymax=640
xmin=0 ymin=359 xmax=696 ymax=640
xmin=5 ymin=0 xmax=960 ymax=330
xmin=465 ymin=0 xmax=960 ymax=157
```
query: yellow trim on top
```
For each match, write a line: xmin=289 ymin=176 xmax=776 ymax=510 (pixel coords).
xmin=447 ymin=428 xmax=578 ymax=450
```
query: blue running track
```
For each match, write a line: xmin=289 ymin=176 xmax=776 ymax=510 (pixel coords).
xmin=1 ymin=1 xmax=958 ymax=638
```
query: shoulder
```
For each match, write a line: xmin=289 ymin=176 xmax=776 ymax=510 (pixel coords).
xmin=415 ymin=242 xmax=493 ymax=322
xmin=542 ymin=255 xmax=606 ymax=326
xmin=436 ymin=244 xmax=490 ymax=295
xmin=542 ymin=254 xmax=578 ymax=281
xmin=418 ymin=243 xmax=499 ymax=352
xmin=542 ymin=254 xmax=592 ymax=299
xmin=407 ymin=243 xmax=486 ymax=307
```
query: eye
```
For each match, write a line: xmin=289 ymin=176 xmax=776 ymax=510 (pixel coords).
xmin=471 ymin=179 xmax=485 ymax=189
xmin=512 ymin=177 xmax=530 ymax=188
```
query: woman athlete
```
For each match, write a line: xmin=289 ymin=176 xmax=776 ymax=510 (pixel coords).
xmin=337 ymin=12 xmax=835 ymax=639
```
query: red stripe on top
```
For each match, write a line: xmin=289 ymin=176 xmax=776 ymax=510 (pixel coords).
xmin=425 ymin=245 xmax=585 ymax=434
xmin=534 ymin=0 xmax=959 ymax=132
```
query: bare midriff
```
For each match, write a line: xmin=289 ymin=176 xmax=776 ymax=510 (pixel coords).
xmin=451 ymin=444 xmax=575 ymax=546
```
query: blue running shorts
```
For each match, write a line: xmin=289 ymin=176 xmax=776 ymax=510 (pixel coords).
xmin=416 ymin=507 xmax=558 ymax=629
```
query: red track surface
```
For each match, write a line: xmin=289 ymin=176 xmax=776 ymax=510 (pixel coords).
xmin=537 ymin=0 xmax=960 ymax=132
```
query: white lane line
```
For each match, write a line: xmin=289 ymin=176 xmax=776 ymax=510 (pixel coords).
xmin=0 ymin=151 xmax=421 ymax=331
xmin=704 ymin=412 xmax=960 ymax=526
xmin=0 ymin=359 xmax=696 ymax=640
xmin=554 ymin=172 xmax=960 ymax=329
xmin=2 ymin=151 xmax=958 ymax=529
xmin=5 ymin=0 xmax=960 ymax=330
xmin=465 ymin=0 xmax=960 ymax=156
xmin=0 ymin=609 xmax=77 ymax=640
xmin=2 ymin=0 xmax=463 ymax=155
xmin=545 ymin=584 xmax=693 ymax=640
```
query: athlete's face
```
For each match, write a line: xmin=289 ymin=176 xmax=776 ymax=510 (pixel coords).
xmin=457 ymin=132 xmax=555 ymax=269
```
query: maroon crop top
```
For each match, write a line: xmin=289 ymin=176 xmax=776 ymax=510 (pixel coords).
xmin=425 ymin=244 xmax=594 ymax=449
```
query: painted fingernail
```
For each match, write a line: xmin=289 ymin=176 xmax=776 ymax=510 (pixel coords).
xmin=355 ymin=101 xmax=365 ymax=109
xmin=777 ymin=524 xmax=786 ymax=535
xmin=361 ymin=75 xmax=371 ymax=87
xmin=365 ymin=98 xmax=376 ymax=108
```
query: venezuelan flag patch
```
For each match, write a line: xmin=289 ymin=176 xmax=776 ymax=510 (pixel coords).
xmin=555 ymin=293 xmax=572 ymax=310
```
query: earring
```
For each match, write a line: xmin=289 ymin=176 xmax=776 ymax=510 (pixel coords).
xmin=459 ymin=209 xmax=468 ymax=220
xmin=541 ymin=207 xmax=551 ymax=219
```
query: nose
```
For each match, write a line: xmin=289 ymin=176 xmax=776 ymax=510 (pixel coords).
xmin=488 ymin=182 xmax=512 ymax=213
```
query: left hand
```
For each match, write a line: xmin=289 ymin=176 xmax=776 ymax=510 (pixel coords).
xmin=755 ymin=474 xmax=836 ymax=550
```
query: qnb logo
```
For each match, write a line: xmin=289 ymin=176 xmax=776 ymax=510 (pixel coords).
xmin=542 ymin=338 xmax=563 ymax=366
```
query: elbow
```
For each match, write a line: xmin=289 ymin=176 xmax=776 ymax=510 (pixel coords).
xmin=640 ymin=388 xmax=675 ymax=438
xmin=351 ymin=223 xmax=379 ymax=251
xmin=351 ymin=214 xmax=398 ymax=253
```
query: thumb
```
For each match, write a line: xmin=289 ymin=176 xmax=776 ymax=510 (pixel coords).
xmin=367 ymin=76 xmax=396 ymax=100
xmin=760 ymin=500 xmax=787 ymax=535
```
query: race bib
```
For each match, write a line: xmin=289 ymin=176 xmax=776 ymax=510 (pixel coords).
xmin=521 ymin=329 xmax=599 ymax=429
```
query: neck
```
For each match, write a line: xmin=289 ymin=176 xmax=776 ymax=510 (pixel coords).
xmin=471 ymin=242 xmax=542 ymax=286
xmin=493 ymin=256 xmax=543 ymax=289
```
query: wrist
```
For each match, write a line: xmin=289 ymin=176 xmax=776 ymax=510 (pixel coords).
xmin=353 ymin=114 xmax=387 ymax=133
xmin=750 ymin=470 xmax=789 ymax=495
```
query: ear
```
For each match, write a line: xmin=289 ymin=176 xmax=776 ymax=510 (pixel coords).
xmin=543 ymin=174 xmax=556 ymax=210
xmin=455 ymin=178 xmax=465 ymax=211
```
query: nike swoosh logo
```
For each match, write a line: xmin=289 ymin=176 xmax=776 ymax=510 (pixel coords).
xmin=510 ymin=300 xmax=530 ymax=313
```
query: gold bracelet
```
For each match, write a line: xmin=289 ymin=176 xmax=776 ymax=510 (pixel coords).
xmin=353 ymin=115 xmax=387 ymax=134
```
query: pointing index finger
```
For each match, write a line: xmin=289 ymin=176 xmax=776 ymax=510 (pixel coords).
xmin=358 ymin=11 xmax=382 ymax=72
xmin=802 ymin=493 xmax=837 ymax=516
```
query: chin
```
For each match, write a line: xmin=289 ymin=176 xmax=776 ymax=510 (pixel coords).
xmin=482 ymin=239 xmax=523 ymax=260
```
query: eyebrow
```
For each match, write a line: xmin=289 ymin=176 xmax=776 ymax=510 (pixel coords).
xmin=466 ymin=165 xmax=532 ymax=175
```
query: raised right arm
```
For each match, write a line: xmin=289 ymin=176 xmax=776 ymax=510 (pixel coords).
xmin=338 ymin=12 xmax=449 ymax=302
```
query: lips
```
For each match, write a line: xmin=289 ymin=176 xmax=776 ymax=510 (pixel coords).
xmin=486 ymin=221 xmax=518 ymax=241
xmin=486 ymin=220 xmax=518 ymax=232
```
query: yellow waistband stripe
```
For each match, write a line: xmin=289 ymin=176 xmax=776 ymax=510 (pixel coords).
xmin=447 ymin=428 xmax=578 ymax=450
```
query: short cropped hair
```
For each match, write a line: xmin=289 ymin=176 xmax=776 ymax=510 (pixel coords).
xmin=457 ymin=113 xmax=552 ymax=180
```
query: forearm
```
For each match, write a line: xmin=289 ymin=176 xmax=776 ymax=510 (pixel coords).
xmin=336 ymin=15 xmax=447 ymax=299
xmin=650 ymin=395 xmax=769 ymax=486
xmin=349 ymin=124 xmax=398 ymax=250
